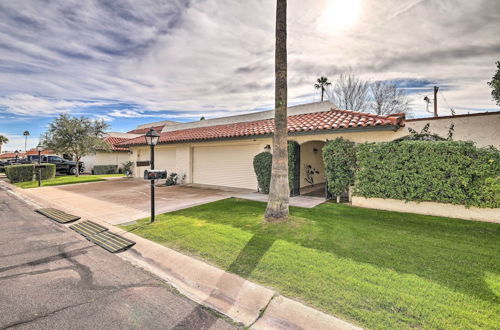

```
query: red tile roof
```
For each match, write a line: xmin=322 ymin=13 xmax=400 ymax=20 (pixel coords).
xmin=118 ymin=109 xmax=405 ymax=147
xmin=0 ymin=152 xmax=25 ymax=159
xmin=25 ymin=149 xmax=54 ymax=156
xmin=104 ymin=136 xmax=130 ymax=151
xmin=127 ymin=125 xmax=165 ymax=135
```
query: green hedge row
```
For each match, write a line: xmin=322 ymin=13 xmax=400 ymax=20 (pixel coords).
xmin=6 ymin=164 xmax=57 ymax=183
xmin=5 ymin=164 xmax=35 ymax=183
xmin=355 ymin=140 xmax=500 ymax=208
xmin=35 ymin=164 xmax=56 ymax=181
xmin=253 ymin=141 xmax=301 ymax=195
xmin=323 ymin=137 xmax=356 ymax=198
xmin=93 ymin=165 xmax=118 ymax=175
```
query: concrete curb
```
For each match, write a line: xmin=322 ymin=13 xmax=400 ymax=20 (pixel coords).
xmin=1 ymin=180 xmax=361 ymax=329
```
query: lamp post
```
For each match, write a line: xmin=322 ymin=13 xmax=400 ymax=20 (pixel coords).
xmin=14 ymin=150 xmax=19 ymax=163
xmin=37 ymin=144 xmax=43 ymax=187
xmin=145 ymin=128 xmax=160 ymax=223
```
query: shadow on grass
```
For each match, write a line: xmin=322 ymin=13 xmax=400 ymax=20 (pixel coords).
xmin=175 ymin=198 xmax=500 ymax=304
xmin=173 ymin=233 xmax=275 ymax=328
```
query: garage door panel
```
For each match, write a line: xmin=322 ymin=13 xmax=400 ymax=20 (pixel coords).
xmin=193 ymin=145 xmax=260 ymax=189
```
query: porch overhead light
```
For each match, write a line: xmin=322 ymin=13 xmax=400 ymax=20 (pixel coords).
xmin=145 ymin=128 xmax=160 ymax=146
xmin=264 ymin=144 xmax=271 ymax=152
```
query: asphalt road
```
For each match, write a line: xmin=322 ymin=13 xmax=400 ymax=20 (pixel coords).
xmin=0 ymin=188 xmax=237 ymax=330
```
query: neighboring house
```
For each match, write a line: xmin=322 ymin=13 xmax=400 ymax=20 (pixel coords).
xmin=0 ymin=151 xmax=26 ymax=160
xmin=118 ymin=101 xmax=500 ymax=194
xmin=81 ymin=132 xmax=140 ymax=173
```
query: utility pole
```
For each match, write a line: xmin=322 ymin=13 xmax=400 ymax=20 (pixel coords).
xmin=433 ymin=86 xmax=439 ymax=117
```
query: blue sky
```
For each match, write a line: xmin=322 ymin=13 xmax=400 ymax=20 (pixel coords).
xmin=0 ymin=0 xmax=499 ymax=151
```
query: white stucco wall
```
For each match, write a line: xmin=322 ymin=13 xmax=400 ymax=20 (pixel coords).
xmin=81 ymin=151 xmax=130 ymax=173
xmin=300 ymin=141 xmax=326 ymax=188
xmin=404 ymin=113 xmax=500 ymax=148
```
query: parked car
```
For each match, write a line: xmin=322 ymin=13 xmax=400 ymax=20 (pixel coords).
xmin=31 ymin=155 xmax=84 ymax=175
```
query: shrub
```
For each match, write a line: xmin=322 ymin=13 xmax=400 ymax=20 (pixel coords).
xmin=253 ymin=141 xmax=301 ymax=195
xmin=355 ymin=140 xmax=500 ymax=208
xmin=121 ymin=161 xmax=133 ymax=175
xmin=165 ymin=172 xmax=186 ymax=186
xmin=322 ymin=137 xmax=357 ymax=199
xmin=34 ymin=163 xmax=56 ymax=181
xmin=93 ymin=165 xmax=118 ymax=175
xmin=253 ymin=152 xmax=272 ymax=194
xmin=288 ymin=141 xmax=300 ymax=196
xmin=5 ymin=164 xmax=34 ymax=183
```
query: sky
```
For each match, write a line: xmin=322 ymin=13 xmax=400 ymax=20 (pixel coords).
xmin=0 ymin=0 xmax=499 ymax=151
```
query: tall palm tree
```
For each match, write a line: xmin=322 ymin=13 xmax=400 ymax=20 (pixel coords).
xmin=23 ymin=130 xmax=30 ymax=151
xmin=265 ymin=0 xmax=289 ymax=221
xmin=314 ymin=76 xmax=331 ymax=102
xmin=0 ymin=135 xmax=8 ymax=154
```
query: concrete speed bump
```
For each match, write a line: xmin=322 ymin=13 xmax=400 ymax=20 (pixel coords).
xmin=36 ymin=208 xmax=80 ymax=223
xmin=69 ymin=221 xmax=108 ymax=238
xmin=88 ymin=231 xmax=135 ymax=253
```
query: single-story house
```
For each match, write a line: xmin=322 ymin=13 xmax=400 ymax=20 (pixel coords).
xmin=81 ymin=121 xmax=179 ymax=173
xmin=117 ymin=101 xmax=500 ymax=195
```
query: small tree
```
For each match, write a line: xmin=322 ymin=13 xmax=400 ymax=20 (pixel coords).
xmin=42 ymin=114 xmax=109 ymax=176
xmin=322 ymin=137 xmax=356 ymax=202
xmin=487 ymin=61 xmax=500 ymax=106
xmin=370 ymin=81 xmax=411 ymax=115
xmin=0 ymin=135 xmax=8 ymax=154
xmin=327 ymin=73 xmax=370 ymax=111
xmin=314 ymin=76 xmax=331 ymax=102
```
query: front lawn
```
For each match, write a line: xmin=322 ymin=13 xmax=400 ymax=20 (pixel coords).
xmin=121 ymin=198 xmax=500 ymax=329
xmin=14 ymin=174 xmax=125 ymax=188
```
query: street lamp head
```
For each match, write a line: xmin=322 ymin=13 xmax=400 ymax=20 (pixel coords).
xmin=36 ymin=143 xmax=44 ymax=152
xmin=145 ymin=128 xmax=160 ymax=146
xmin=14 ymin=150 xmax=19 ymax=156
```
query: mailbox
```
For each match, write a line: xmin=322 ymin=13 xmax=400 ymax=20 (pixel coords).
xmin=144 ymin=169 xmax=167 ymax=180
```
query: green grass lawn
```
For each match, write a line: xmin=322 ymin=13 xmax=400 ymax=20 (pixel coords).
xmin=121 ymin=198 xmax=500 ymax=329
xmin=14 ymin=174 xmax=125 ymax=188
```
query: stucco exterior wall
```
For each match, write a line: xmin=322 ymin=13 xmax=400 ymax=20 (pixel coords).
xmin=352 ymin=196 xmax=500 ymax=223
xmin=81 ymin=151 xmax=130 ymax=173
xmin=403 ymin=113 xmax=500 ymax=147
xmin=300 ymin=141 xmax=326 ymax=188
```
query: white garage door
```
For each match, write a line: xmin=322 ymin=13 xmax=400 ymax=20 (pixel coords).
xmin=193 ymin=144 xmax=260 ymax=189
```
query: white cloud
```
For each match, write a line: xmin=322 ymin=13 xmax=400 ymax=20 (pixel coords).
xmin=0 ymin=132 xmax=40 ymax=152
xmin=0 ymin=0 xmax=498 ymax=119
xmin=0 ymin=94 xmax=111 ymax=116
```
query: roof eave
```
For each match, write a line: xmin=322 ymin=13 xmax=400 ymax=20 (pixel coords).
xmin=123 ymin=124 xmax=402 ymax=147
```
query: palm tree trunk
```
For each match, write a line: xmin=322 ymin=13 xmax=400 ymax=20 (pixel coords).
xmin=265 ymin=0 xmax=289 ymax=222
xmin=321 ymin=86 xmax=324 ymax=102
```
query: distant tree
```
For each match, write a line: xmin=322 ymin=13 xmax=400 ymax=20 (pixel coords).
xmin=314 ymin=76 xmax=331 ymax=102
xmin=200 ymin=116 xmax=206 ymax=120
xmin=23 ymin=130 xmax=30 ymax=151
xmin=327 ymin=73 xmax=370 ymax=111
xmin=487 ymin=61 xmax=500 ymax=106
xmin=370 ymin=81 xmax=411 ymax=115
xmin=265 ymin=0 xmax=289 ymax=221
xmin=42 ymin=114 xmax=109 ymax=177
xmin=0 ymin=135 xmax=8 ymax=154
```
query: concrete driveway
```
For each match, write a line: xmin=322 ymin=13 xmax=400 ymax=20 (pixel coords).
xmin=21 ymin=178 xmax=238 ymax=225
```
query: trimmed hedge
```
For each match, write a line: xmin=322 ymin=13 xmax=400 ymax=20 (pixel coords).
xmin=253 ymin=141 xmax=301 ymax=195
xmin=355 ymin=140 xmax=500 ymax=208
xmin=323 ymin=138 xmax=357 ymax=198
xmin=5 ymin=164 xmax=34 ymax=183
xmin=288 ymin=141 xmax=300 ymax=196
xmin=93 ymin=165 xmax=118 ymax=175
xmin=34 ymin=163 xmax=56 ymax=181
xmin=253 ymin=152 xmax=273 ymax=193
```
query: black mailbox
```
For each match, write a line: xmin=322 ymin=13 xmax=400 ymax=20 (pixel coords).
xmin=144 ymin=169 xmax=167 ymax=180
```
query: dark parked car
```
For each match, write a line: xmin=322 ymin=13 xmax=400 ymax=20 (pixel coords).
xmin=32 ymin=155 xmax=85 ymax=175
xmin=0 ymin=155 xmax=84 ymax=175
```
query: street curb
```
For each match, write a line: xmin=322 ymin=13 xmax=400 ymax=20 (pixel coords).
xmin=1 ymin=180 xmax=362 ymax=329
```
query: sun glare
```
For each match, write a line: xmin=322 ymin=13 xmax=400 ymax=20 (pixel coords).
xmin=318 ymin=0 xmax=362 ymax=33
